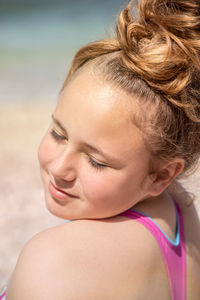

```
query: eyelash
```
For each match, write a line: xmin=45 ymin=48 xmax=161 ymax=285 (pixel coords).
xmin=50 ymin=129 xmax=66 ymax=141
xmin=88 ymin=156 xmax=107 ymax=170
xmin=50 ymin=129 xmax=107 ymax=170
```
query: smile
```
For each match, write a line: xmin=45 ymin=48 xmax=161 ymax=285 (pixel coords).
xmin=49 ymin=181 xmax=78 ymax=202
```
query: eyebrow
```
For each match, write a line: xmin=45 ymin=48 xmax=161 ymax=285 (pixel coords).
xmin=52 ymin=115 xmax=67 ymax=134
xmin=82 ymin=143 xmax=123 ymax=166
xmin=52 ymin=115 xmax=123 ymax=166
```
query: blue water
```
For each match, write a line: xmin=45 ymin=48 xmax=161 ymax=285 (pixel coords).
xmin=0 ymin=0 xmax=127 ymax=104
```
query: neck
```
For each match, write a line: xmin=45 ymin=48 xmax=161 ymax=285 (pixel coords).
xmin=132 ymin=191 xmax=172 ymax=214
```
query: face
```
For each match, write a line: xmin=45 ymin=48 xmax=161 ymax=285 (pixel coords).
xmin=38 ymin=71 xmax=154 ymax=220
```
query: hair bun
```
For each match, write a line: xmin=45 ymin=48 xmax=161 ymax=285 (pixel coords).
xmin=116 ymin=0 xmax=200 ymax=121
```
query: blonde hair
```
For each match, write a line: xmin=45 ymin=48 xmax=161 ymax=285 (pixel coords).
xmin=62 ymin=0 xmax=200 ymax=174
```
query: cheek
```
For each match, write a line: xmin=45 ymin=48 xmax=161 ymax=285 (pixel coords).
xmin=79 ymin=165 xmax=148 ymax=210
xmin=80 ymin=169 xmax=122 ymax=205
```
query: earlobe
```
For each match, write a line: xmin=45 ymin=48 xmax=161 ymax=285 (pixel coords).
xmin=149 ymin=158 xmax=185 ymax=196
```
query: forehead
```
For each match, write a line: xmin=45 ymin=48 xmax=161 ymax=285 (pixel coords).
xmin=60 ymin=70 xmax=132 ymax=124
xmin=56 ymin=71 xmax=148 ymax=159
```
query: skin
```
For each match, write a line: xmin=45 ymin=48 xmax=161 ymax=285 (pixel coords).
xmin=38 ymin=70 xmax=183 ymax=220
xmin=6 ymin=70 xmax=200 ymax=299
xmin=38 ymin=72 xmax=157 ymax=220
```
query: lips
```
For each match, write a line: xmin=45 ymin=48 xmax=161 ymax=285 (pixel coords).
xmin=49 ymin=181 xmax=78 ymax=201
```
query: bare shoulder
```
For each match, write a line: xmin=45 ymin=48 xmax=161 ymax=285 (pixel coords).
xmin=6 ymin=218 xmax=167 ymax=300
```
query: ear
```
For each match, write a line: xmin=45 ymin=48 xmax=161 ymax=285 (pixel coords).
xmin=148 ymin=158 xmax=185 ymax=197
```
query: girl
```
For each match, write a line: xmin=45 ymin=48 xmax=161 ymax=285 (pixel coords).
xmin=3 ymin=0 xmax=200 ymax=299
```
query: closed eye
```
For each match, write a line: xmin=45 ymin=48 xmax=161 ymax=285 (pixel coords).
xmin=50 ymin=129 xmax=66 ymax=141
xmin=88 ymin=156 xmax=107 ymax=170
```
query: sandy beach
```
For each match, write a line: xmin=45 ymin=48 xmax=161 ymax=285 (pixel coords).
xmin=0 ymin=103 xmax=63 ymax=287
xmin=0 ymin=103 xmax=200 ymax=288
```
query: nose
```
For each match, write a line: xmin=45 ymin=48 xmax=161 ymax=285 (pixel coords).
xmin=49 ymin=148 xmax=77 ymax=182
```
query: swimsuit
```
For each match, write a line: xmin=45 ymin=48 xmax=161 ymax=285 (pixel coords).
xmin=0 ymin=200 xmax=185 ymax=300
xmin=119 ymin=200 xmax=186 ymax=300
xmin=0 ymin=287 xmax=6 ymax=300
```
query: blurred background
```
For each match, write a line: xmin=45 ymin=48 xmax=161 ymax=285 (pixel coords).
xmin=0 ymin=0 xmax=128 ymax=105
xmin=0 ymin=0 xmax=200 ymax=289
xmin=0 ymin=0 xmax=127 ymax=287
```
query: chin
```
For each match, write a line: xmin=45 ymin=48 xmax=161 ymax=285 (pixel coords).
xmin=44 ymin=195 xmax=79 ymax=220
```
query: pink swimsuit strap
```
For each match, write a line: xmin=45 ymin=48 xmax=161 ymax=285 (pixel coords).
xmin=119 ymin=200 xmax=186 ymax=300
xmin=0 ymin=202 xmax=185 ymax=300
xmin=0 ymin=287 xmax=6 ymax=300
